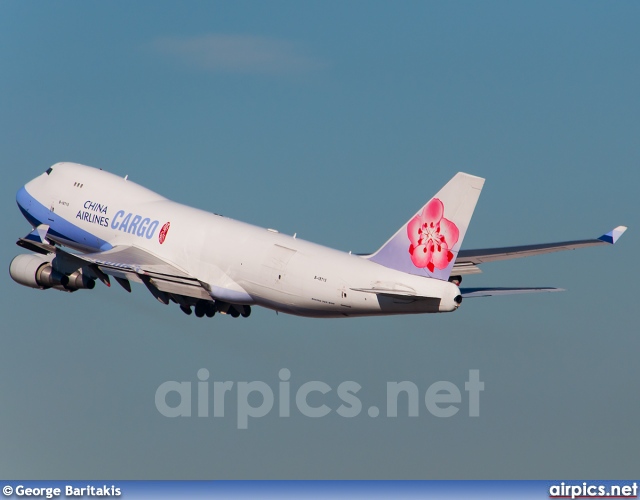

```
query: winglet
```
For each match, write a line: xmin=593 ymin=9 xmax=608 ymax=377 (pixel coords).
xmin=24 ymin=224 xmax=50 ymax=244
xmin=17 ymin=224 xmax=55 ymax=255
xmin=597 ymin=226 xmax=627 ymax=245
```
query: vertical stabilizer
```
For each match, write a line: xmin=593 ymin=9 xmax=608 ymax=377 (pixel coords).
xmin=366 ymin=172 xmax=485 ymax=281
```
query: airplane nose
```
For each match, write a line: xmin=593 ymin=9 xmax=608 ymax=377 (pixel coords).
xmin=16 ymin=182 xmax=42 ymax=228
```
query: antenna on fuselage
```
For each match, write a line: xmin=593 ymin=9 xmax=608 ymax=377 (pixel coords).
xmin=124 ymin=175 xmax=128 ymax=181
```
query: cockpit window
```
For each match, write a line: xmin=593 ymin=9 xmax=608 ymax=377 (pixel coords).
xmin=45 ymin=167 xmax=53 ymax=175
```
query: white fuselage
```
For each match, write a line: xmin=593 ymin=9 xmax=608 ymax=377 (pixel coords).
xmin=18 ymin=163 xmax=461 ymax=317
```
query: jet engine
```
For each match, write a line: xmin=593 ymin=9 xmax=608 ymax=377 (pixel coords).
xmin=9 ymin=254 xmax=95 ymax=292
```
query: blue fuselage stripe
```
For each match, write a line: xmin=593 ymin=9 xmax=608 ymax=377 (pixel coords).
xmin=16 ymin=187 xmax=113 ymax=252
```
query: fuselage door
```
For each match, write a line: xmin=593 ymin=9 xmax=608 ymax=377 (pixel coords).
xmin=47 ymin=199 xmax=57 ymax=223
xmin=262 ymin=244 xmax=298 ymax=291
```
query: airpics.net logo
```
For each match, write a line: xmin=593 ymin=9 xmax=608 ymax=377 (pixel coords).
xmin=155 ymin=369 xmax=484 ymax=429
xmin=549 ymin=482 xmax=638 ymax=499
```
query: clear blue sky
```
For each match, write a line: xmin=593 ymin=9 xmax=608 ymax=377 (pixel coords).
xmin=1 ymin=1 xmax=638 ymax=478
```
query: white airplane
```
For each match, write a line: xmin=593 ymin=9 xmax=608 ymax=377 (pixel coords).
xmin=10 ymin=162 xmax=627 ymax=319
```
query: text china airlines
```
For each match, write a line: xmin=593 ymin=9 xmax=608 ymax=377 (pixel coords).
xmin=76 ymin=200 xmax=161 ymax=239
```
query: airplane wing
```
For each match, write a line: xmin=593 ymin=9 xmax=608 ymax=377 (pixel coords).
xmin=16 ymin=224 xmax=247 ymax=312
xmin=61 ymin=245 xmax=212 ymax=303
xmin=452 ymin=226 xmax=627 ymax=275
xmin=17 ymin=225 xmax=211 ymax=304
xmin=16 ymin=224 xmax=57 ymax=255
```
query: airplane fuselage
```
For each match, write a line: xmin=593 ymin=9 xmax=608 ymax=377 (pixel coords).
xmin=16 ymin=163 xmax=461 ymax=317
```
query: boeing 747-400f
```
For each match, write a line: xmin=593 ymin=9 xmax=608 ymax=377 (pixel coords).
xmin=10 ymin=163 xmax=627 ymax=319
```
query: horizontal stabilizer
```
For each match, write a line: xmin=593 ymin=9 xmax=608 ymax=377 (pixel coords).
xmin=460 ymin=287 xmax=564 ymax=298
xmin=350 ymin=287 xmax=436 ymax=300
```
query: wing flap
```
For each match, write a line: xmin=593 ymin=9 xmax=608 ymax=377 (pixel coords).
xmin=145 ymin=276 xmax=211 ymax=300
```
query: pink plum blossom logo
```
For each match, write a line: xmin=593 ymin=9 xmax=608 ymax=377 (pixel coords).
xmin=159 ymin=222 xmax=170 ymax=244
xmin=407 ymin=198 xmax=459 ymax=272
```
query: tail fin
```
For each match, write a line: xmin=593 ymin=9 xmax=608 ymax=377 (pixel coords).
xmin=366 ymin=172 xmax=485 ymax=281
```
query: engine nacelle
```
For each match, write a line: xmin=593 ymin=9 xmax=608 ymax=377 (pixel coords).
xmin=10 ymin=253 xmax=57 ymax=289
xmin=9 ymin=254 xmax=95 ymax=291
xmin=64 ymin=270 xmax=96 ymax=290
